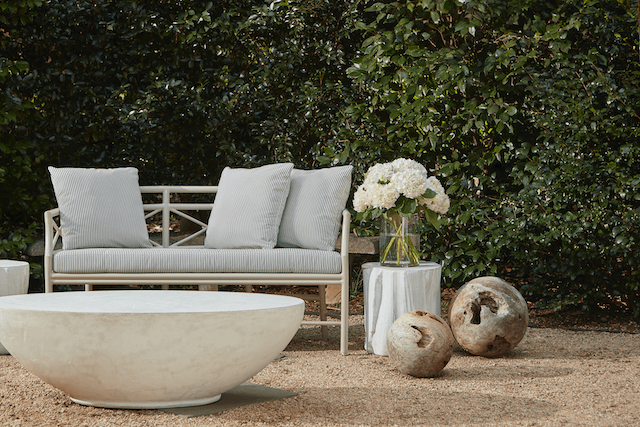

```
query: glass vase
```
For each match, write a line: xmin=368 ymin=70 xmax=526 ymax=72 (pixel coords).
xmin=379 ymin=213 xmax=420 ymax=267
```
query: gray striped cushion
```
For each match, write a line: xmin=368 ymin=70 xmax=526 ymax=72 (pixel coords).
xmin=52 ymin=247 xmax=341 ymax=274
xmin=204 ymin=163 xmax=293 ymax=249
xmin=277 ymin=166 xmax=353 ymax=251
xmin=48 ymin=167 xmax=151 ymax=250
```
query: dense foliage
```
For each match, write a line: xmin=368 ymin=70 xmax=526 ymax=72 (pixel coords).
xmin=1 ymin=0 xmax=638 ymax=315
xmin=2 ymin=0 xmax=360 ymax=184
xmin=1 ymin=0 xmax=47 ymax=264
xmin=344 ymin=0 xmax=640 ymax=314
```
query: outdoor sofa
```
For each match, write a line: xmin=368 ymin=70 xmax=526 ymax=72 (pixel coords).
xmin=43 ymin=163 xmax=352 ymax=355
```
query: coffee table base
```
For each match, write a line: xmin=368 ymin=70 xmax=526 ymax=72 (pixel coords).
xmin=71 ymin=394 xmax=222 ymax=409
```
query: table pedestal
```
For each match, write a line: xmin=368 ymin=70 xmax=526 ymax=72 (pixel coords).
xmin=362 ymin=261 xmax=441 ymax=356
xmin=0 ymin=260 xmax=30 ymax=355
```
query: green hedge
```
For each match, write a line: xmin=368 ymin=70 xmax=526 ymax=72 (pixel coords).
xmin=1 ymin=0 xmax=48 ymax=262
xmin=3 ymin=0 xmax=360 ymax=183
xmin=342 ymin=0 xmax=639 ymax=314
xmin=2 ymin=0 xmax=638 ymax=315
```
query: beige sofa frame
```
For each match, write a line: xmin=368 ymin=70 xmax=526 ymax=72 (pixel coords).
xmin=44 ymin=185 xmax=351 ymax=355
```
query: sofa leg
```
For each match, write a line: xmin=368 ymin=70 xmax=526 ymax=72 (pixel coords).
xmin=319 ymin=285 xmax=328 ymax=340
xmin=161 ymin=284 xmax=169 ymax=290
xmin=244 ymin=285 xmax=253 ymax=293
xmin=84 ymin=284 xmax=93 ymax=292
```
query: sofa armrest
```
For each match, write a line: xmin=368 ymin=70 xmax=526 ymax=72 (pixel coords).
xmin=44 ymin=208 xmax=61 ymax=293
xmin=339 ymin=209 xmax=351 ymax=355
xmin=339 ymin=209 xmax=351 ymax=259
xmin=44 ymin=208 xmax=61 ymax=258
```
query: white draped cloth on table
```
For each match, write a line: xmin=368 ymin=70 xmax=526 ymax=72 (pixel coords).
xmin=362 ymin=261 xmax=442 ymax=356
xmin=0 ymin=260 xmax=30 ymax=355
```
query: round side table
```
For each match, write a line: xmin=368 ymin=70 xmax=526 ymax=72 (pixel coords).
xmin=0 ymin=260 xmax=30 ymax=355
xmin=362 ymin=261 xmax=442 ymax=356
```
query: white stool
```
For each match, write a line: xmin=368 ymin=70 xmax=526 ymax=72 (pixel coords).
xmin=362 ymin=261 xmax=442 ymax=356
xmin=0 ymin=260 xmax=30 ymax=355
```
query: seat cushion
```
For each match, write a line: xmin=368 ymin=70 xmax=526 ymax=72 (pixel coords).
xmin=52 ymin=247 xmax=342 ymax=274
xmin=277 ymin=166 xmax=352 ymax=251
xmin=204 ymin=163 xmax=293 ymax=249
xmin=48 ymin=167 xmax=151 ymax=250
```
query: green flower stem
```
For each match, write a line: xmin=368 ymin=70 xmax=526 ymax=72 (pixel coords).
xmin=380 ymin=214 xmax=420 ymax=266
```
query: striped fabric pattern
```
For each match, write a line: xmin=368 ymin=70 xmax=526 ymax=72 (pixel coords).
xmin=204 ymin=163 xmax=294 ymax=249
xmin=48 ymin=167 xmax=151 ymax=250
xmin=52 ymin=247 xmax=342 ymax=274
xmin=277 ymin=166 xmax=353 ymax=251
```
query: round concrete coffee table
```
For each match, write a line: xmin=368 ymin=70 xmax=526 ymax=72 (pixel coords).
xmin=0 ymin=290 xmax=304 ymax=409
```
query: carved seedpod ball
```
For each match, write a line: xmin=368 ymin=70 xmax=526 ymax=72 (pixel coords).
xmin=449 ymin=276 xmax=528 ymax=357
xmin=387 ymin=310 xmax=455 ymax=377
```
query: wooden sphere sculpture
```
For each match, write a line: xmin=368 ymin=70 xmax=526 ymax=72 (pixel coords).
xmin=449 ymin=276 xmax=528 ymax=357
xmin=386 ymin=310 xmax=455 ymax=377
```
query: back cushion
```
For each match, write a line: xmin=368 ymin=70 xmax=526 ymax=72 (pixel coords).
xmin=48 ymin=167 xmax=151 ymax=250
xmin=204 ymin=163 xmax=294 ymax=249
xmin=277 ymin=165 xmax=353 ymax=251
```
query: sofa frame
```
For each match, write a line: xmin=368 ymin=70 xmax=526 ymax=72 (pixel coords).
xmin=44 ymin=185 xmax=351 ymax=355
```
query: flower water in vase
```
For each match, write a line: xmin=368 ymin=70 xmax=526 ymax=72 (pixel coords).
xmin=380 ymin=213 xmax=420 ymax=267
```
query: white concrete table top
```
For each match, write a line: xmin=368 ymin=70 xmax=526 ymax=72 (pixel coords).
xmin=0 ymin=260 xmax=30 ymax=355
xmin=0 ymin=290 xmax=304 ymax=409
xmin=362 ymin=262 xmax=442 ymax=356
xmin=4 ymin=289 xmax=301 ymax=313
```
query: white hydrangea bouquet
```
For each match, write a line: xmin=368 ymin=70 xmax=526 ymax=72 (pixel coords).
xmin=353 ymin=158 xmax=449 ymax=266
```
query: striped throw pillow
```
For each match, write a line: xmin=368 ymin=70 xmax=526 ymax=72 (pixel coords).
xmin=277 ymin=165 xmax=353 ymax=251
xmin=204 ymin=163 xmax=294 ymax=249
xmin=48 ymin=167 xmax=151 ymax=250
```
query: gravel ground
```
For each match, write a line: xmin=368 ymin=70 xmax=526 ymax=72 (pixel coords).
xmin=1 ymin=310 xmax=639 ymax=427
